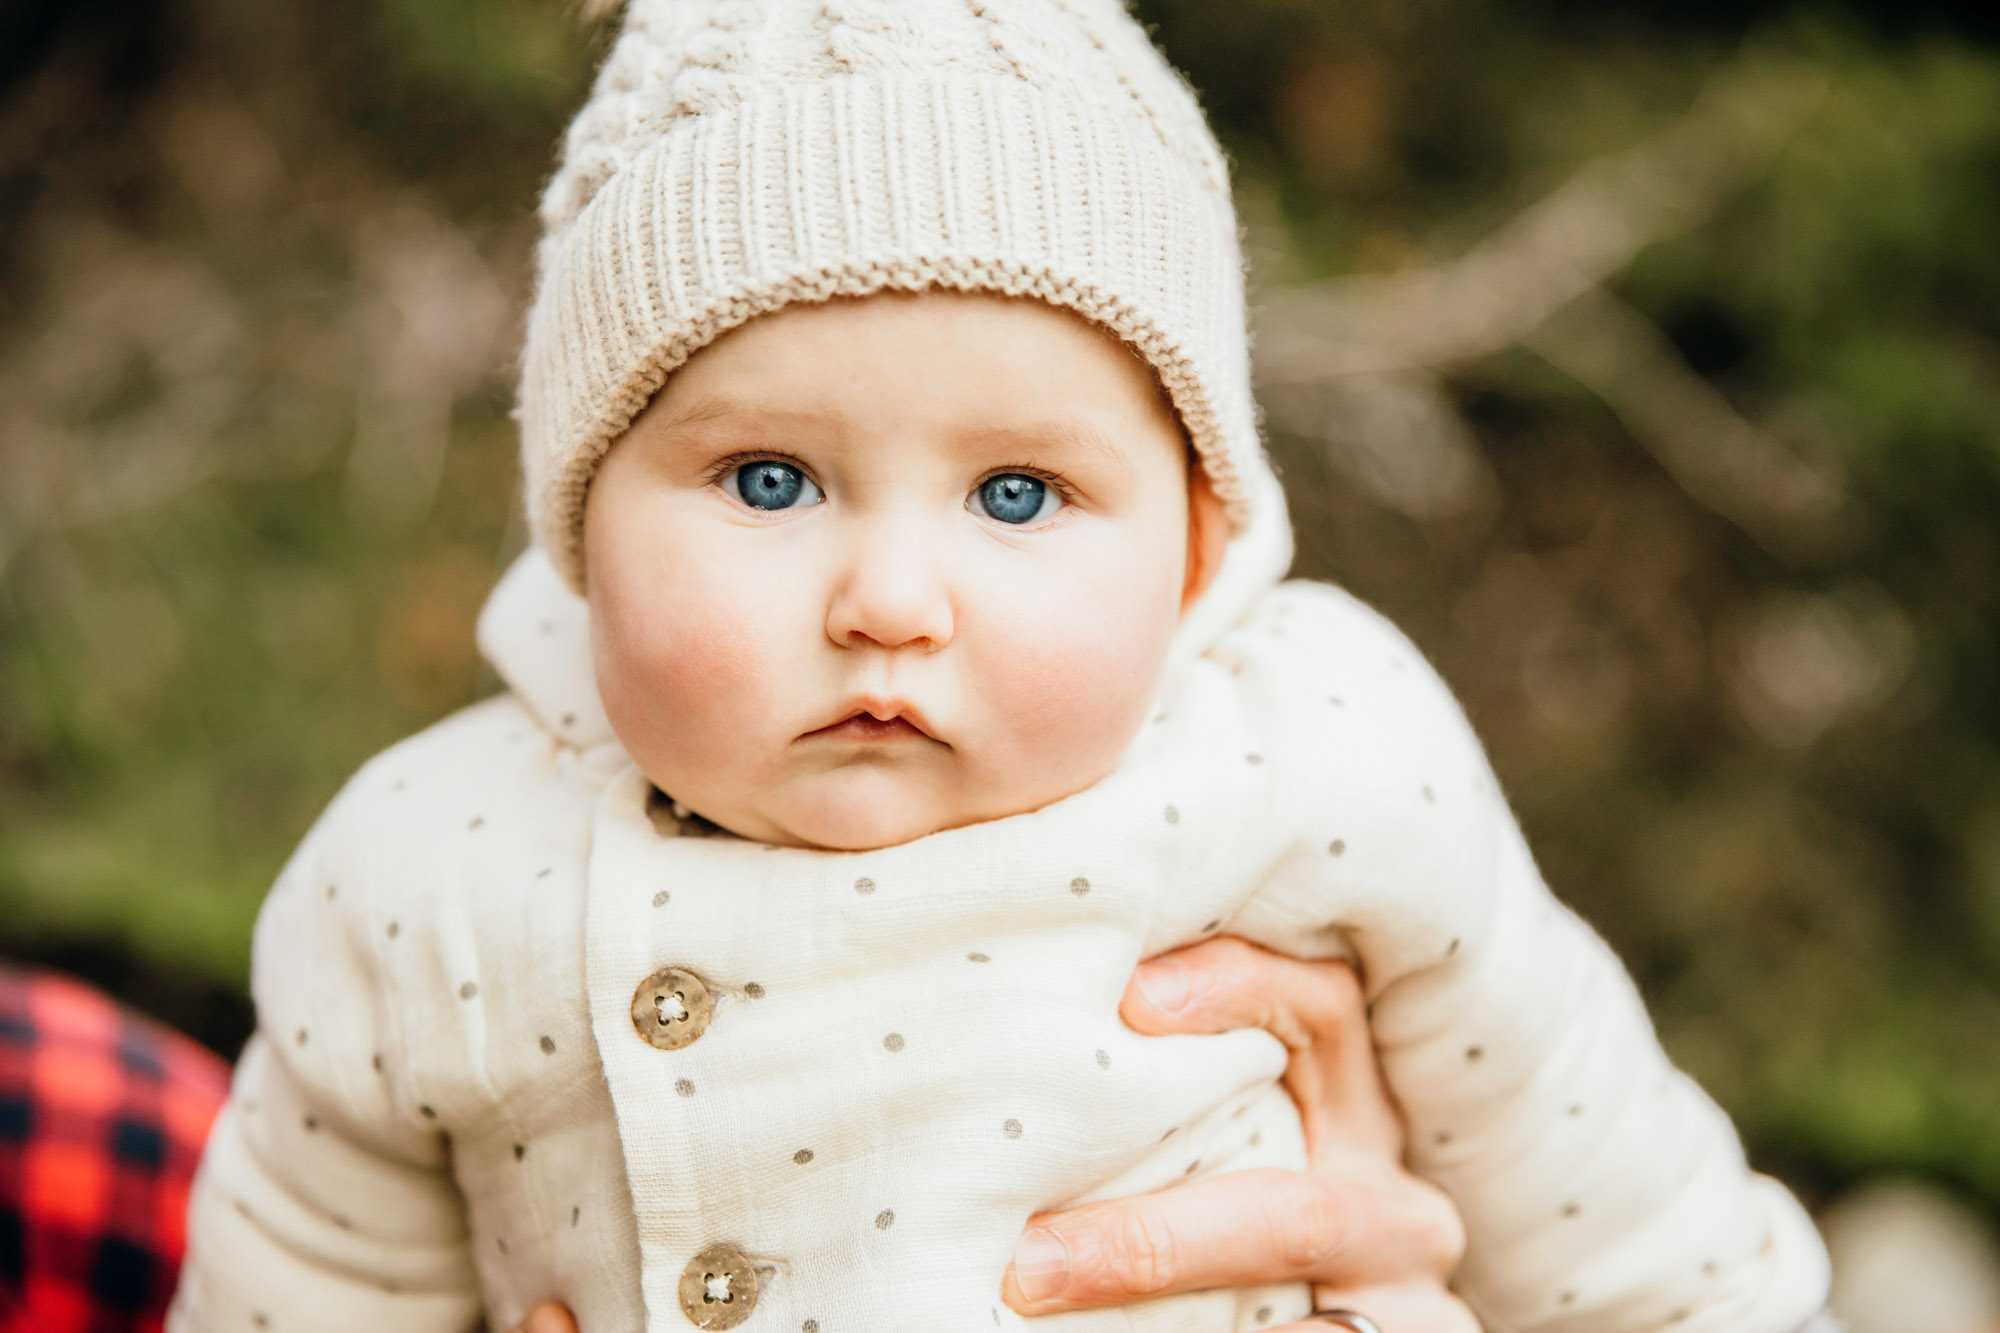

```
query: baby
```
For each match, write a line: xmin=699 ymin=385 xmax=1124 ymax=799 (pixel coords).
xmin=170 ymin=2 xmax=1833 ymax=1332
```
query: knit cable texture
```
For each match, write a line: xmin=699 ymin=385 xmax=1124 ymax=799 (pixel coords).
xmin=518 ymin=0 xmax=1265 ymax=592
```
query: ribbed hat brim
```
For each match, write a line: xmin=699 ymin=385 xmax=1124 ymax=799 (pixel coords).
xmin=519 ymin=74 xmax=1266 ymax=592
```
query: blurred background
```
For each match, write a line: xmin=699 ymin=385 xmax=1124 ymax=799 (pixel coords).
xmin=2 ymin=0 xmax=1997 ymax=1324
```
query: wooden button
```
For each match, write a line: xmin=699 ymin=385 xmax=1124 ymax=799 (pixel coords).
xmin=678 ymin=1243 xmax=760 ymax=1328
xmin=631 ymin=967 xmax=714 ymax=1051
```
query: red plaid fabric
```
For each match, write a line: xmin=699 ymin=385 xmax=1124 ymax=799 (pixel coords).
xmin=0 ymin=963 xmax=229 ymax=1333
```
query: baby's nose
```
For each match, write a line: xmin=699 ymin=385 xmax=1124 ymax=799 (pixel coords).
xmin=824 ymin=528 xmax=954 ymax=652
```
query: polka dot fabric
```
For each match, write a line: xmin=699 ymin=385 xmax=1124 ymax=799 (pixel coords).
xmin=167 ymin=557 xmax=1830 ymax=1333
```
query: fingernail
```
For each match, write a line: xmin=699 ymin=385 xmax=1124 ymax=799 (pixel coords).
xmin=1012 ymin=1228 xmax=1071 ymax=1303
xmin=1135 ymin=959 xmax=1189 ymax=1013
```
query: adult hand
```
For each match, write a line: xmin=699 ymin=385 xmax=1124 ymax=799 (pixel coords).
xmin=509 ymin=1307 xmax=575 ymax=1333
xmin=999 ymin=937 xmax=1477 ymax=1332
xmin=512 ymin=939 xmax=1474 ymax=1333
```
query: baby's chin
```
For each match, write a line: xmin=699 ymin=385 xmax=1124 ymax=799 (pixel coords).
xmin=691 ymin=766 xmax=1008 ymax=852
xmin=762 ymin=773 xmax=974 ymax=852
xmin=671 ymin=756 xmax=1119 ymax=851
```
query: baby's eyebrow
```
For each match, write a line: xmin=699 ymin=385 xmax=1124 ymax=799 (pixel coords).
xmin=648 ymin=399 xmax=812 ymax=436
xmin=652 ymin=400 xmax=1132 ymax=468
xmin=966 ymin=421 xmax=1131 ymax=468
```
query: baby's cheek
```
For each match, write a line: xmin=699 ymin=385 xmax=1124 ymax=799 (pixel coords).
xmin=596 ymin=557 xmax=794 ymax=776
xmin=978 ymin=564 xmax=1178 ymax=775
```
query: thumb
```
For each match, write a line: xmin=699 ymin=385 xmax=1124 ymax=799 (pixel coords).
xmin=510 ymin=1304 xmax=580 ymax=1333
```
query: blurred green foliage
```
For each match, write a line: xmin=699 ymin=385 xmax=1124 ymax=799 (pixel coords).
xmin=2 ymin=0 xmax=1997 ymax=1214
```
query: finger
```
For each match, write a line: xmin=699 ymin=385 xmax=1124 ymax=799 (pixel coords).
xmin=508 ymin=1304 xmax=579 ymax=1333
xmin=1121 ymin=938 xmax=1398 ymax=1153
xmin=1268 ymin=1282 xmax=1481 ymax=1333
xmin=1123 ymin=937 xmax=1352 ymax=1048
xmin=998 ymin=1165 xmax=1462 ymax=1315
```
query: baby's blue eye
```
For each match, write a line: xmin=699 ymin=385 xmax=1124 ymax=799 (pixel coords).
xmin=971 ymin=474 xmax=1059 ymax=525
xmin=728 ymin=461 xmax=822 ymax=511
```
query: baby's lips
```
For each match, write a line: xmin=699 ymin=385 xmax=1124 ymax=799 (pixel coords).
xmin=813 ymin=713 xmax=928 ymax=742
xmin=804 ymin=695 xmax=940 ymax=741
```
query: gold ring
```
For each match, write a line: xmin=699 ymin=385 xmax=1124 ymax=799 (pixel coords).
xmin=1308 ymin=1311 xmax=1385 ymax=1333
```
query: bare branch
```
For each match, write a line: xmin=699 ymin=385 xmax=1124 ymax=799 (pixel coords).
xmin=1252 ymin=51 xmax=1843 ymax=547
xmin=1523 ymin=287 xmax=1845 ymax=551
xmin=1256 ymin=53 xmax=1830 ymax=378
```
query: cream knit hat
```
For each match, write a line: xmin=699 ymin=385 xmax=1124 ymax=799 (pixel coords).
xmin=519 ymin=0 xmax=1283 ymax=596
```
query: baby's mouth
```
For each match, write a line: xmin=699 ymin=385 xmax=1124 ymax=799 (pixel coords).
xmin=804 ymin=704 xmax=936 ymax=743
xmin=821 ymin=714 xmax=923 ymax=741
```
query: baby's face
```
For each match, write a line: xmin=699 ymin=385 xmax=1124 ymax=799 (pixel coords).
xmin=584 ymin=291 xmax=1216 ymax=850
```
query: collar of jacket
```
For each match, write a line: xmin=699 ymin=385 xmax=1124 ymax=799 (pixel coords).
xmin=476 ymin=547 xmax=618 ymax=749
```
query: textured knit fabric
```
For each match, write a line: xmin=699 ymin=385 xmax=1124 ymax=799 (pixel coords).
xmin=519 ymin=0 xmax=1264 ymax=593
xmin=170 ymin=550 xmax=1831 ymax=1333
xmin=0 ymin=964 xmax=229 ymax=1333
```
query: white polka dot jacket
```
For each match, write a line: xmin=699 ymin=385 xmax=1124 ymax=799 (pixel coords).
xmin=169 ymin=543 xmax=1832 ymax=1333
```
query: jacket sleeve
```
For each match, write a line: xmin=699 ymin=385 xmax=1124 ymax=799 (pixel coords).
xmin=1226 ymin=583 xmax=1830 ymax=1333
xmin=1387 ymin=810 xmax=1830 ymax=1333
xmin=169 ymin=768 xmax=481 ymax=1333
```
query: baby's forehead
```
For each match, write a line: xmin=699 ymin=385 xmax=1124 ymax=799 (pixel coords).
xmin=652 ymin=395 xmax=1135 ymax=463
xmin=627 ymin=292 xmax=1187 ymax=463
